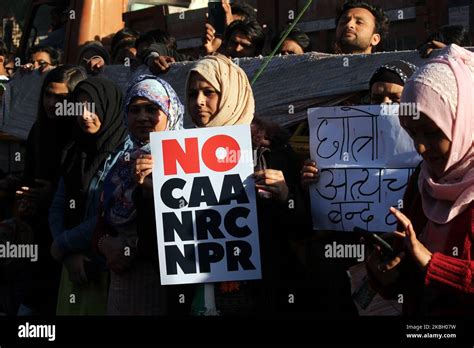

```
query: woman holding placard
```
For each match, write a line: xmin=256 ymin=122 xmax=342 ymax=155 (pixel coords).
xmin=95 ymin=75 xmax=186 ymax=315
xmin=185 ymin=54 xmax=307 ymax=316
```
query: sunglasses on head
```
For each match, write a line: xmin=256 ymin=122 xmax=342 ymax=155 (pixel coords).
xmin=30 ymin=59 xmax=52 ymax=68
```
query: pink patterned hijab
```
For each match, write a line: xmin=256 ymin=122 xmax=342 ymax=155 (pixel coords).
xmin=401 ymin=44 xmax=474 ymax=224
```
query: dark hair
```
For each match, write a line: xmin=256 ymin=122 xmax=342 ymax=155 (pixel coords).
xmin=336 ymin=1 xmax=389 ymax=42
xmin=112 ymin=38 xmax=136 ymax=63
xmin=77 ymin=41 xmax=111 ymax=66
xmin=224 ymin=20 xmax=266 ymax=56
xmin=425 ymin=31 xmax=444 ymax=44
xmin=135 ymin=29 xmax=177 ymax=52
xmin=271 ymin=26 xmax=312 ymax=53
xmin=252 ymin=117 xmax=291 ymax=146
xmin=427 ymin=25 xmax=472 ymax=46
xmin=3 ymin=52 xmax=14 ymax=64
xmin=111 ymin=27 xmax=140 ymax=53
xmin=38 ymin=65 xmax=87 ymax=120
xmin=369 ymin=60 xmax=418 ymax=89
xmin=1 ymin=43 xmax=15 ymax=73
xmin=29 ymin=45 xmax=61 ymax=66
xmin=231 ymin=2 xmax=257 ymax=21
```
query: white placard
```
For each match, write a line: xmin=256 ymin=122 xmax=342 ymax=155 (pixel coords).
xmin=150 ymin=125 xmax=261 ymax=285
xmin=308 ymin=105 xmax=422 ymax=232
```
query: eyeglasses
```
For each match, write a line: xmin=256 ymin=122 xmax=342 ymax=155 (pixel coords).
xmin=30 ymin=59 xmax=52 ymax=69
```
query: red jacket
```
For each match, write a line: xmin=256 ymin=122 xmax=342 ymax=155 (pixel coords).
xmin=401 ymin=167 xmax=474 ymax=316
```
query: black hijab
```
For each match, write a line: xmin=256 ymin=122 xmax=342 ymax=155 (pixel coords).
xmin=23 ymin=65 xmax=87 ymax=187
xmin=61 ymin=77 xmax=127 ymax=228
xmin=369 ymin=60 xmax=418 ymax=89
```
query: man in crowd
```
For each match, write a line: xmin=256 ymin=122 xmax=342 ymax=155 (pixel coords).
xmin=335 ymin=0 xmax=389 ymax=54
xmin=22 ymin=46 xmax=60 ymax=74
xmin=203 ymin=0 xmax=258 ymax=55
xmin=223 ymin=20 xmax=265 ymax=58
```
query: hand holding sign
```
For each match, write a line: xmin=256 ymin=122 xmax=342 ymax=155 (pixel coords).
xmin=135 ymin=154 xmax=154 ymax=185
xmin=300 ymin=158 xmax=320 ymax=190
xmin=150 ymin=125 xmax=261 ymax=285
xmin=254 ymin=169 xmax=289 ymax=202
xmin=308 ymin=105 xmax=422 ymax=232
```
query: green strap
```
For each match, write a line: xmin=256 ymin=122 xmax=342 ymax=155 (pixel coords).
xmin=191 ymin=283 xmax=206 ymax=315
xmin=250 ymin=0 xmax=314 ymax=86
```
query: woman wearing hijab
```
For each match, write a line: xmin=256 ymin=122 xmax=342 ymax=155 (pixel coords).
xmin=23 ymin=65 xmax=88 ymax=188
xmin=16 ymin=65 xmax=87 ymax=315
xmin=367 ymin=44 xmax=474 ymax=315
xmin=78 ymin=41 xmax=111 ymax=75
xmin=369 ymin=60 xmax=418 ymax=105
xmin=49 ymin=77 xmax=128 ymax=315
xmin=94 ymin=75 xmax=184 ymax=315
xmin=185 ymin=54 xmax=254 ymax=127
xmin=183 ymin=54 xmax=306 ymax=316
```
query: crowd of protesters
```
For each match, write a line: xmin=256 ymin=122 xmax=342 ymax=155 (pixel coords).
xmin=0 ymin=0 xmax=472 ymax=317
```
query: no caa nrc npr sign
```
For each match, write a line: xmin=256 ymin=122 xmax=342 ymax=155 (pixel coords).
xmin=150 ymin=125 xmax=262 ymax=285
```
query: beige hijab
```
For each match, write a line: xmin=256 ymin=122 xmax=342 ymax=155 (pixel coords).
xmin=186 ymin=54 xmax=255 ymax=127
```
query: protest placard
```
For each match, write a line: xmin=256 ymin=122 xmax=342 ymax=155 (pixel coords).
xmin=308 ymin=105 xmax=422 ymax=232
xmin=150 ymin=125 xmax=261 ymax=285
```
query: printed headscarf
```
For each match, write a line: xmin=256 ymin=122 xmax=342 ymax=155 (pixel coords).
xmin=124 ymin=74 xmax=184 ymax=134
xmin=103 ymin=75 xmax=184 ymax=227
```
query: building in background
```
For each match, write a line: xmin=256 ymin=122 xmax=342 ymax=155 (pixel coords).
xmin=1 ymin=0 xmax=28 ymax=52
xmin=2 ymin=18 xmax=22 ymax=52
xmin=2 ymin=0 xmax=473 ymax=55
xmin=257 ymin=0 xmax=473 ymax=53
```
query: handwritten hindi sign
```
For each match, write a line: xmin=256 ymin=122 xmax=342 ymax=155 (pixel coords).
xmin=150 ymin=125 xmax=261 ymax=285
xmin=308 ymin=105 xmax=422 ymax=232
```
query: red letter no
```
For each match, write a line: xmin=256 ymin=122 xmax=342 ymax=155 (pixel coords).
xmin=163 ymin=138 xmax=200 ymax=175
xmin=202 ymin=135 xmax=240 ymax=172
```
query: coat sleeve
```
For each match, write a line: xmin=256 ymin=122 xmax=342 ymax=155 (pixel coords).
xmin=425 ymin=253 xmax=474 ymax=295
xmin=55 ymin=216 xmax=98 ymax=253
xmin=48 ymin=177 xmax=98 ymax=253
xmin=425 ymin=207 xmax=474 ymax=296
xmin=49 ymin=177 xmax=66 ymax=241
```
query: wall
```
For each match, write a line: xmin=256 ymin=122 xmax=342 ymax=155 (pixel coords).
xmin=256 ymin=0 xmax=473 ymax=53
